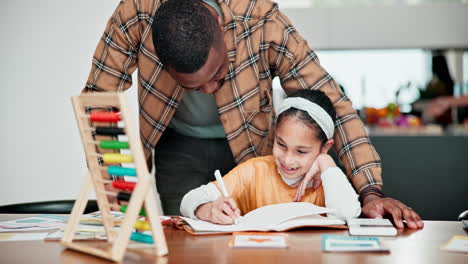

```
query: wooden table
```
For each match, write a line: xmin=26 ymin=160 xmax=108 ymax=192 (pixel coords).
xmin=0 ymin=215 xmax=466 ymax=263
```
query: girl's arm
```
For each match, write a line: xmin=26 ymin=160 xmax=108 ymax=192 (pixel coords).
xmin=321 ymin=166 xmax=362 ymax=220
xmin=180 ymin=182 xmax=221 ymax=219
xmin=294 ymin=154 xmax=361 ymax=220
xmin=180 ymin=160 xmax=253 ymax=222
xmin=316 ymin=155 xmax=361 ymax=220
xmin=180 ymin=183 xmax=240 ymax=224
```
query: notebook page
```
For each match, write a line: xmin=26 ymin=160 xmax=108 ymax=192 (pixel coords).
xmin=181 ymin=217 xmax=253 ymax=232
xmin=273 ymin=215 xmax=345 ymax=231
xmin=241 ymin=202 xmax=332 ymax=227
xmin=181 ymin=202 xmax=333 ymax=232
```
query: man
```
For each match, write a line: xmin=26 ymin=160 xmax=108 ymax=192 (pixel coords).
xmin=83 ymin=0 xmax=423 ymax=229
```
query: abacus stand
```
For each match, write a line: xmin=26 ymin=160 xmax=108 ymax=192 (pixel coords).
xmin=62 ymin=93 xmax=168 ymax=262
xmin=61 ymin=173 xmax=167 ymax=261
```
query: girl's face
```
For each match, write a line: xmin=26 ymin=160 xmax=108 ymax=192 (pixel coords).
xmin=273 ymin=116 xmax=326 ymax=179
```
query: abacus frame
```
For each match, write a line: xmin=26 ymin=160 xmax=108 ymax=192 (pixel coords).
xmin=62 ymin=93 xmax=168 ymax=261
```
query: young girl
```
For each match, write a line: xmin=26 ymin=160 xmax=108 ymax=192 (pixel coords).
xmin=180 ymin=90 xmax=361 ymax=224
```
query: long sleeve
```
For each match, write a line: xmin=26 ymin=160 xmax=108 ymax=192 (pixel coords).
xmin=321 ymin=167 xmax=361 ymax=220
xmin=265 ymin=10 xmax=382 ymax=194
xmin=180 ymin=158 xmax=254 ymax=218
xmin=180 ymin=182 xmax=221 ymax=219
xmin=82 ymin=0 xmax=140 ymax=93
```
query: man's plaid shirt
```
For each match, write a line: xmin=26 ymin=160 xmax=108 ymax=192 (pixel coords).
xmin=83 ymin=0 xmax=382 ymax=193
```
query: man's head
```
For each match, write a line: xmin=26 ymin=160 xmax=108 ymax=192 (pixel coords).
xmin=152 ymin=0 xmax=229 ymax=94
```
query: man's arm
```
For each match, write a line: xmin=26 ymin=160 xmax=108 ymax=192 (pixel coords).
xmin=82 ymin=0 xmax=140 ymax=93
xmin=265 ymin=10 xmax=381 ymax=198
xmin=265 ymin=10 xmax=423 ymax=229
xmin=82 ymin=0 xmax=142 ymax=198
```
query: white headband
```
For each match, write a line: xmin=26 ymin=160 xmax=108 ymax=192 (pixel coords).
xmin=276 ymin=97 xmax=335 ymax=140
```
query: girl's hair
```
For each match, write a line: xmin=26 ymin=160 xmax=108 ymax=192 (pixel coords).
xmin=276 ymin=90 xmax=336 ymax=145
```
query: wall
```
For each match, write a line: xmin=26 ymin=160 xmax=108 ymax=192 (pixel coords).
xmin=282 ymin=3 xmax=468 ymax=50
xmin=0 ymin=0 xmax=136 ymax=206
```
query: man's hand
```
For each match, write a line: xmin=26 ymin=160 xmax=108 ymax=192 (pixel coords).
xmin=195 ymin=197 xmax=241 ymax=225
xmin=361 ymin=195 xmax=424 ymax=229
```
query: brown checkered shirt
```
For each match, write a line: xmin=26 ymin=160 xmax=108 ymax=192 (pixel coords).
xmin=83 ymin=0 xmax=382 ymax=193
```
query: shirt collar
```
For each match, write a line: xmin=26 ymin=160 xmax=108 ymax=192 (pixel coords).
xmin=279 ymin=170 xmax=303 ymax=186
xmin=218 ymin=1 xmax=238 ymax=62
xmin=277 ymin=169 xmax=314 ymax=188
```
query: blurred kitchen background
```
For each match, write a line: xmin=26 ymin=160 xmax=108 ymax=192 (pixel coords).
xmin=277 ymin=0 xmax=468 ymax=221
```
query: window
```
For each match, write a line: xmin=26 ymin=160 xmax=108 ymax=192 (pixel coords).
xmin=315 ymin=49 xmax=430 ymax=111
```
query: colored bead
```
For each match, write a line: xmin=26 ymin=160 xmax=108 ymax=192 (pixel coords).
xmin=95 ymin=127 xmax=125 ymax=136
xmin=120 ymin=205 xmax=146 ymax=217
xmin=117 ymin=192 xmax=131 ymax=202
xmin=130 ymin=232 xmax=153 ymax=244
xmin=107 ymin=166 xmax=137 ymax=176
xmin=112 ymin=180 xmax=136 ymax=191
xmin=134 ymin=220 xmax=151 ymax=231
xmin=99 ymin=140 xmax=129 ymax=149
xmin=102 ymin=153 xmax=133 ymax=164
xmin=90 ymin=112 xmax=121 ymax=122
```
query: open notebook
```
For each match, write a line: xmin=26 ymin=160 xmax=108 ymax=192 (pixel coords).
xmin=180 ymin=202 xmax=347 ymax=234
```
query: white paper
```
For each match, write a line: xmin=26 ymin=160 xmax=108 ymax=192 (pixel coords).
xmin=347 ymin=218 xmax=397 ymax=236
xmin=0 ymin=232 xmax=48 ymax=242
xmin=0 ymin=225 xmax=63 ymax=232
xmin=441 ymin=236 xmax=468 ymax=253
xmin=0 ymin=215 xmax=66 ymax=232
xmin=0 ymin=216 xmax=64 ymax=232
xmin=182 ymin=202 xmax=344 ymax=232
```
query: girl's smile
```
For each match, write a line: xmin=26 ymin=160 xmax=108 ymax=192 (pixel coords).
xmin=273 ymin=115 xmax=325 ymax=180
xmin=279 ymin=163 xmax=300 ymax=175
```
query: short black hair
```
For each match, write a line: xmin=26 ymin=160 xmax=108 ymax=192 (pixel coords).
xmin=276 ymin=90 xmax=336 ymax=145
xmin=152 ymin=0 xmax=222 ymax=73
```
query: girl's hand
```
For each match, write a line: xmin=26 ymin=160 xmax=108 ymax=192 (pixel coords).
xmin=195 ymin=197 xmax=241 ymax=225
xmin=293 ymin=154 xmax=336 ymax=202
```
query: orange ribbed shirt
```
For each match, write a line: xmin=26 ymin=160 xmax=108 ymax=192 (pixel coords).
xmin=212 ymin=155 xmax=325 ymax=215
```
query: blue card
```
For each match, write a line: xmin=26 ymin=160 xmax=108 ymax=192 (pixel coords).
xmin=322 ymin=235 xmax=389 ymax=252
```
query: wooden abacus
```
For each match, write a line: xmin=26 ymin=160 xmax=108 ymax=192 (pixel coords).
xmin=62 ymin=92 xmax=168 ymax=261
